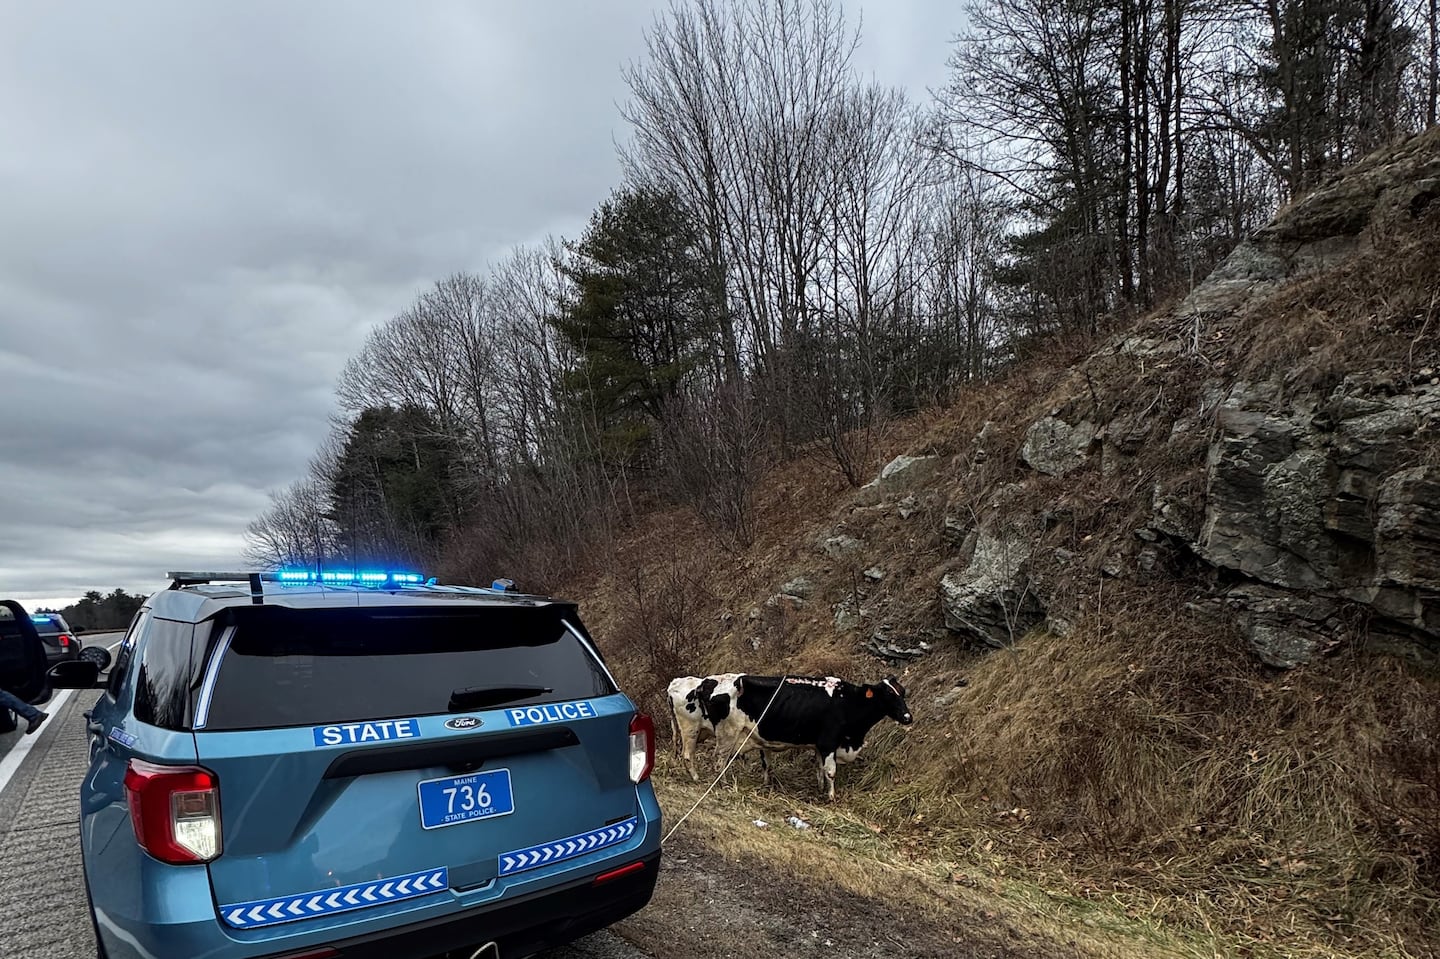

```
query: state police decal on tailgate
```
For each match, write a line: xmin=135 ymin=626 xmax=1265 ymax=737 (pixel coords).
xmin=312 ymin=718 xmax=421 ymax=747
xmin=506 ymin=701 xmax=597 ymax=726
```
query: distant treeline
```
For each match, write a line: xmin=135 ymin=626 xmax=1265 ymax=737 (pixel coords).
xmin=41 ymin=589 xmax=145 ymax=632
xmin=246 ymin=0 xmax=1440 ymax=590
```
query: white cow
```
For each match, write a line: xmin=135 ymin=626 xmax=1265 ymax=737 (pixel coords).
xmin=666 ymin=673 xmax=742 ymax=781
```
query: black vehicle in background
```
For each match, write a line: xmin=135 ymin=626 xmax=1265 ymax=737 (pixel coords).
xmin=28 ymin=611 xmax=81 ymax=667
xmin=0 ymin=601 xmax=52 ymax=733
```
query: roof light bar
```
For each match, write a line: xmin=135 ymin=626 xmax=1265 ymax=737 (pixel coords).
xmin=168 ymin=570 xmax=425 ymax=588
xmin=275 ymin=570 xmax=425 ymax=585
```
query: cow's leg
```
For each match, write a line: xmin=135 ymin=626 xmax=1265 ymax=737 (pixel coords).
xmin=758 ymin=748 xmax=770 ymax=788
xmin=672 ymin=705 xmax=702 ymax=782
xmin=815 ymin=737 xmax=841 ymax=800
xmin=820 ymin=751 xmax=837 ymax=800
xmin=681 ymin=725 xmax=701 ymax=782
xmin=714 ymin=727 xmax=740 ymax=789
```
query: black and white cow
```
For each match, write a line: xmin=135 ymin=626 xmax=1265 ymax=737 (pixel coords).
xmin=702 ymin=673 xmax=914 ymax=800
xmin=666 ymin=673 xmax=743 ymax=781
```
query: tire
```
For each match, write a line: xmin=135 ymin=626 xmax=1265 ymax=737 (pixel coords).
xmin=0 ymin=709 xmax=15 ymax=734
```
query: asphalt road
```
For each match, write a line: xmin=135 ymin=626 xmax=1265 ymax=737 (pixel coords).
xmin=0 ymin=634 xmax=649 ymax=959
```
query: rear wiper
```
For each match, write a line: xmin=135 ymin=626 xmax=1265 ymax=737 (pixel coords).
xmin=448 ymin=685 xmax=552 ymax=712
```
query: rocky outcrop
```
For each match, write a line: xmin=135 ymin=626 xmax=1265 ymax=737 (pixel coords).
xmin=1177 ymin=129 xmax=1440 ymax=320
xmin=1195 ymin=379 xmax=1440 ymax=664
xmin=926 ymin=131 xmax=1440 ymax=667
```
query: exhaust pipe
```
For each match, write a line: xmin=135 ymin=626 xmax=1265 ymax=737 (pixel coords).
xmin=468 ymin=943 xmax=500 ymax=959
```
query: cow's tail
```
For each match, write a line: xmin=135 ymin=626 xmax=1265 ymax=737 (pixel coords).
xmin=667 ymin=695 xmax=683 ymax=756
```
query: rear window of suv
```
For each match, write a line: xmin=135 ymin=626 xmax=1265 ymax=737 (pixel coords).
xmin=201 ymin=604 xmax=615 ymax=731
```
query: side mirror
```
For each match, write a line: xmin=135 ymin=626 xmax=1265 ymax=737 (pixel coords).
xmin=49 ymin=660 xmax=104 ymax=689
xmin=79 ymin=645 xmax=113 ymax=670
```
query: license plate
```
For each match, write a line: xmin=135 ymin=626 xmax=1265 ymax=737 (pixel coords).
xmin=417 ymin=769 xmax=514 ymax=830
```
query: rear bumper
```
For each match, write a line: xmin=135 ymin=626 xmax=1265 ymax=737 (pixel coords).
xmin=285 ymin=851 xmax=660 ymax=959
xmin=92 ymin=790 xmax=663 ymax=959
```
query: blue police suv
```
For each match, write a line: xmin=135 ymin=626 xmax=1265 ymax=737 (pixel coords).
xmin=49 ymin=571 xmax=661 ymax=959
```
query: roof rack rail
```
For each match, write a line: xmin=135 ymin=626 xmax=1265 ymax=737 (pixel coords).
xmin=167 ymin=571 xmax=265 ymax=587
xmin=167 ymin=570 xmax=267 ymax=604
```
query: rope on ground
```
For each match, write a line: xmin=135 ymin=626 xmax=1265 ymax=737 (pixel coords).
xmin=660 ymin=675 xmax=788 ymax=847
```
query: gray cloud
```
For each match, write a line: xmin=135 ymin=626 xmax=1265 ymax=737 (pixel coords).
xmin=0 ymin=1 xmax=956 ymax=608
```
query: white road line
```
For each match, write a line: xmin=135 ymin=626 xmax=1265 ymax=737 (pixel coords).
xmin=0 ymin=688 xmax=75 ymax=798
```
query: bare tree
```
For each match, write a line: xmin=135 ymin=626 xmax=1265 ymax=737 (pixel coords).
xmin=621 ymin=0 xmax=862 ymax=442
xmin=243 ymin=474 xmax=335 ymax=570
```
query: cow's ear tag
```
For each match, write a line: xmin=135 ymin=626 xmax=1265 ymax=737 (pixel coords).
xmin=865 ymin=689 xmax=874 ymax=699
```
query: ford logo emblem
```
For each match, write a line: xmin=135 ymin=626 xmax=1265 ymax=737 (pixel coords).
xmin=445 ymin=716 xmax=483 ymax=730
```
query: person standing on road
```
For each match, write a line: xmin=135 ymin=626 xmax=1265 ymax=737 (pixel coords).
xmin=0 ymin=686 xmax=47 ymax=734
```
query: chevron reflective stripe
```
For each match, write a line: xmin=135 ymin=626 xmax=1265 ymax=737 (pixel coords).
xmin=498 ymin=817 xmax=638 ymax=877
xmin=220 ymin=867 xmax=448 ymax=929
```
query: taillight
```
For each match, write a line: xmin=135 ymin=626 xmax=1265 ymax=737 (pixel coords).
xmin=629 ymin=713 xmax=655 ymax=783
xmin=124 ymin=760 xmax=222 ymax=864
xmin=58 ymin=634 xmax=71 ymax=649
xmin=593 ymin=860 xmax=647 ymax=885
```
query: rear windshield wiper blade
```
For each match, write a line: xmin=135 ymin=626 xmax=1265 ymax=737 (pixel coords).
xmin=448 ymin=685 xmax=553 ymax=711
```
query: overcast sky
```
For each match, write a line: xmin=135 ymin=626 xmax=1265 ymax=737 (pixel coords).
xmin=0 ymin=2 xmax=956 ymax=610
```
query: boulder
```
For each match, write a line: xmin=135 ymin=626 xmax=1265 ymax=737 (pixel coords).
xmin=1225 ymin=584 xmax=1341 ymax=668
xmin=1375 ymin=467 xmax=1440 ymax=591
xmin=939 ymin=527 xmax=1046 ymax=648
xmin=1021 ymin=417 xmax=1098 ymax=476
xmin=857 ymin=454 xmax=943 ymax=504
xmin=833 ymin=601 xmax=863 ymax=632
xmin=864 ymin=631 xmax=933 ymax=661
xmin=818 ymin=534 xmax=864 ymax=558
xmin=780 ymin=576 xmax=817 ymax=600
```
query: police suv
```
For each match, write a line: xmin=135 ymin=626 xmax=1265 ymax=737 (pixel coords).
xmin=49 ymin=571 xmax=661 ymax=959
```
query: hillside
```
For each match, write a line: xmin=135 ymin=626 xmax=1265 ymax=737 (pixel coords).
xmin=561 ymin=127 xmax=1440 ymax=956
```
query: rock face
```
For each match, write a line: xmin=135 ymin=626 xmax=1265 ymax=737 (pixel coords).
xmin=1197 ymin=380 xmax=1440 ymax=665
xmin=1177 ymin=128 xmax=1440 ymax=320
xmin=922 ymin=129 xmax=1440 ymax=667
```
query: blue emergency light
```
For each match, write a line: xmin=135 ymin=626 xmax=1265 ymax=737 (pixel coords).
xmin=275 ymin=570 xmax=425 ymax=585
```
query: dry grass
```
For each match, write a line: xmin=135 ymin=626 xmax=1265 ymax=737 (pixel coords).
xmin=845 ymin=597 xmax=1440 ymax=952
xmin=652 ymin=767 xmax=1429 ymax=959
xmin=1232 ymin=207 xmax=1440 ymax=395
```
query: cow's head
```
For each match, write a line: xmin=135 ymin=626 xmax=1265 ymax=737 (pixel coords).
xmin=871 ymin=676 xmax=913 ymax=725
